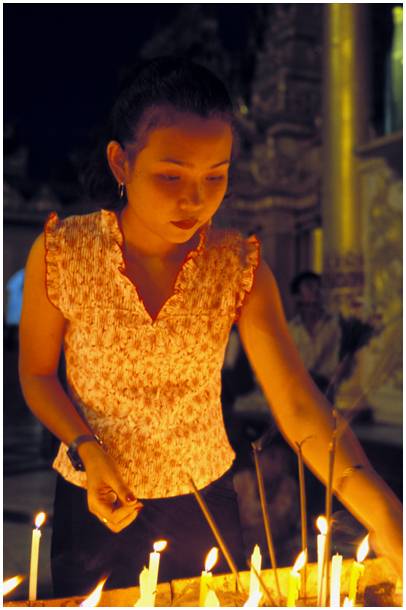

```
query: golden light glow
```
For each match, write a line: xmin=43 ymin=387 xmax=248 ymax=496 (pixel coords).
xmin=316 ymin=515 xmax=328 ymax=536
xmin=80 ymin=577 xmax=107 ymax=607
xmin=343 ymin=597 xmax=354 ymax=607
xmin=356 ymin=534 xmax=369 ymax=563
xmin=1 ymin=575 xmax=24 ymax=596
xmin=34 ymin=512 xmax=46 ymax=528
xmin=292 ymin=549 xmax=307 ymax=573
xmin=204 ymin=547 xmax=219 ymax=572
xmin=153 ymin=540 xmax=167 ymax=553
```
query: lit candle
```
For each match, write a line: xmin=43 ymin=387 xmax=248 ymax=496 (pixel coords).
xmin=80 ymin=577 xmax=107 ymax=607
xmin=342 ymin=597 xmax=353 ymax=607
xmin=316 ymin=515 xmax=327 ymax=606
xmin=200 ymin=547 xmax=218 ymax=606
xmin=148 ymin=540 xmax=167 ymax=606
xmin=28 ymin=512 xmax=46 ymax=601
xmin=330 ymin=553 xmax=343 ymax=607
xmin=204 ymin=590 xmax=221 ymax=607
xmin=348 ymin=535 xmax=369 ymax=603
xmin=249 ymin=544 xmax=262 ymax=597
xmin=287 ymin=550 xmax=306 ymax=607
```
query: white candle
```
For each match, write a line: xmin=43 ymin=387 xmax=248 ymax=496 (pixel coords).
xmin=348 ymin=535 xmax=369 ymax=604
xmin=133 ymin=566 xmax=151 ymax=607
xmin=28 ymin=512 xmax=46 ymax=601
xmin=287 ymin=550 xmax=306 ymax=607
xmin=204 ymin=590 xmax=220 ymax=607
xmin=316 ymin=515 xmax=327 ymax=606
xmin=249 ymin=544 xmax=262 ymax=597
xmin=200 ymin=547 xmax=218 ymax=607
xmin=330 ymin=553 xmax=343 ymax=607
xmin=148 ymin=540 xmax=167 ymax=606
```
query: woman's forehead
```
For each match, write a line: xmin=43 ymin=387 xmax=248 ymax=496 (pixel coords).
xmin=140 ymin=116 xmax=233 ymax=161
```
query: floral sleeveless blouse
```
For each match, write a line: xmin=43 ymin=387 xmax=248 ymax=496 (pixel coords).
xmin=45 ymin=209 xmax=260 ymax=498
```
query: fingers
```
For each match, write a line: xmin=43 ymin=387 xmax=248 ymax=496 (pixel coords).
xmin=99 ymin=504 xmax=142 ymax=533
xmin=91 ymin=497 xmax=144 ymax=533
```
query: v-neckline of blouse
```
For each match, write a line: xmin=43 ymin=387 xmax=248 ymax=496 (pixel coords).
xmin=101 ymin=208 xmax=208 ymax=325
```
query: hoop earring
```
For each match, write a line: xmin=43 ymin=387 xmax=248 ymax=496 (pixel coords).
xmin=118 ymin=182 xmax=125 ymax=200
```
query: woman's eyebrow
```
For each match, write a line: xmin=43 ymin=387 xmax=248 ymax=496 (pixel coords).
xmin=158 ymin=158 xmax=230 ymax=169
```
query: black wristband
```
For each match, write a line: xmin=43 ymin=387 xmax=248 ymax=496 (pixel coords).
xmin=66 ymin=434 xmax=103 ymax=471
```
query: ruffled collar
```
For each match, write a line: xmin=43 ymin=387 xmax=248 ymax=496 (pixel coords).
xmin=100 ymin=208 xmax=208 ymax=323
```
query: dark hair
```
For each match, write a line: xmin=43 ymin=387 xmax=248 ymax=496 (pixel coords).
xmin=81 ymin=56 xmax=235 ymax=207
xmin=290 ymin=271 xmax=321 ymax=295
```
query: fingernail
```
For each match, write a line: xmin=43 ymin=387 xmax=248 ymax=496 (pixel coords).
xmin=126 ymin=493 xmax=136 ymax=503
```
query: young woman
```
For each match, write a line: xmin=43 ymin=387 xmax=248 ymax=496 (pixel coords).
xmin=19 ymin=57 xmax=402 ymax=597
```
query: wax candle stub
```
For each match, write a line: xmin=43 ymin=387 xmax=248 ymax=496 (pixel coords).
xmin=348 ymin=535 xmax=369 ymax=603
xmin=200 ymin=547 xmax=218 ymax=606
xmin=249 ymin=544 xmax=262 ymax=597
xmin=287 ymin=550 xmax=306 ymax=607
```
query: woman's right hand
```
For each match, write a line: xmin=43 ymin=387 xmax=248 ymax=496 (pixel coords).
xmin=79 ymin=441 xmax=143 ymax=533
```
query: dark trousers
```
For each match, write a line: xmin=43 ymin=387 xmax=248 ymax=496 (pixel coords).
xmin=51 ymin=468 xmax=245 ymax=597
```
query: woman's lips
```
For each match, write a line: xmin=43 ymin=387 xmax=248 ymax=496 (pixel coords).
xmin=171 ymin=218 xmax=198 ymax=230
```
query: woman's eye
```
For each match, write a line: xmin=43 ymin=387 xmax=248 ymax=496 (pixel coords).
xmin=206 ymin=175 xmax=225 ymax=182
xmin=159 ymin=174 xmax=180 ymax=182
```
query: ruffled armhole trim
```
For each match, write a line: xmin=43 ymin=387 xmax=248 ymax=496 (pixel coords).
xmin=44 ymin=211 xmax=62 ymax=309
xmin=235 ymin=234 xmax=261 ymax=322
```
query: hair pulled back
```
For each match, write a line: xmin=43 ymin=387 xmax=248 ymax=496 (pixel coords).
xmin=81 ymin=56 xmax=235 ymax=207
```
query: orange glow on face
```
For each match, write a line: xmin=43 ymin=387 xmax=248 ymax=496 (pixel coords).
xmin=153 ymin=540 xmax=167 ymax=552
xmin=80 ymin=578 xmax=107 ymax=607
xmin=1 ymin=575 xmax=24 ymax=596
xmin=316 ymin=515 xmax=328 ymax=535
xmin=292 ymin=549 xmax=307 ymax=573
xmin=35 ymin=512 xmax=46 ymax=528
xmin=356 ymin=535 xmax=369 ymax=563
xmin=204 ymin=547 xmax=219 ymax=572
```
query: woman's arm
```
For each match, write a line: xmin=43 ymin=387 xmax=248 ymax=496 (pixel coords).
xmin=19 ymin=234 xmax=142 ymax=531
xmin=238 ymin=260 xmax=402 ymax=576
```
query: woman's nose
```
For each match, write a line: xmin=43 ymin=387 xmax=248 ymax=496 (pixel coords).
xmin=179 ymin=181 xmax=203 ymax=208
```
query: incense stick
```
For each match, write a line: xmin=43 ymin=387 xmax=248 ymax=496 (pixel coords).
xmin=251 ymin=444 xmax=282 ymax=601
xmin=188 ymin=475 xmax=243 ymax=592
xmin=296 ymin=436 xmax=312 ymax=601
xmin=319 ymin=410 xmax=338 ymax=606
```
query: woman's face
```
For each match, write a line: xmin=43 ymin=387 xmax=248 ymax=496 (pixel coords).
xmin=122 ymin=112 xmax=233 ymax=246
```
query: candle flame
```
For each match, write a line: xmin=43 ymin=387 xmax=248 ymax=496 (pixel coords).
xmin=1 ymin=575 xmax=24 ymax=596
xmin=34 ymin=512 xmax=46 ymax=528
xmin=153 ymin=540 xmax=167 ymax=552
xmin=292 ymin=549 xmax=307 ymax=573
xmin=356 ymin=534 xmax=369 ymax=563
xmin=205 ymin=547 xmax=219 ymax=572
xmin=80 ymin=577 xmax=107 ymax=607
xmin=343 ymin=597 xmax=353 ymax=607
xmin=316 ymin=515 xmax=328 ymax=535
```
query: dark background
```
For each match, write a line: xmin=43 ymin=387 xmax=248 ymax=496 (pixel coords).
xmin=5 ymin=4 xmax=395 ymax=193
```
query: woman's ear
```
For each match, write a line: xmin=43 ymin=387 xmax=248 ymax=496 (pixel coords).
xmin=106 ymin=141 xmax=128 ymax=184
